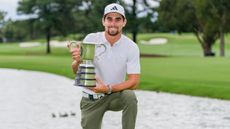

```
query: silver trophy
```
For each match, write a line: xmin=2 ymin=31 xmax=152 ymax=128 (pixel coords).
xmin=69 ymin=41 xmax=106 ymax=87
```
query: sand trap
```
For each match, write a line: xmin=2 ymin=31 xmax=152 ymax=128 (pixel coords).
xmin=19 ymin=42 xmax=42 ymax=47
xmin=19 ymin=41 xmax=68 ymax=48
xmin=140 ymin=38 xmax=168 ymax=45
xmin=50 ymin=40 xmax=68 ymax=47
xmin=1 ymin=68 xmax=230 ymax=129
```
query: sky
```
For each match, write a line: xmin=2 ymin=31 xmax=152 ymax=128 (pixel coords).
xmin=0 ymin=0 xmax=159 ymax=20
xmin=0 ymin=0 xmax=23 ymax=20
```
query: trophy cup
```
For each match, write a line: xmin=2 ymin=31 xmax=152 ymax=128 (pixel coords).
xmin=69 ymin=41 xmax=106 ymax=87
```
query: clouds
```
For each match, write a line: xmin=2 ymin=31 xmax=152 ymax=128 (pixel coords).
xmin=0 ymin=0 xmax=21 ymax=20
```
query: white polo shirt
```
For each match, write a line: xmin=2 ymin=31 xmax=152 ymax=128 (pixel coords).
xmin=82 ymin=32 xmax=140 ymax=94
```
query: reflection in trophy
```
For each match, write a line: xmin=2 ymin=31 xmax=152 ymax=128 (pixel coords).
xmin=69 ymin=41 xmax=106 ymax=87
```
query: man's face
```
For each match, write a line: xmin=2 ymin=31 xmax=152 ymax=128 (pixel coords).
xmin=102 ymin=13 xmax=127 ymax=36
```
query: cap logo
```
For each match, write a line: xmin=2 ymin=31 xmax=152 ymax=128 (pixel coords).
xmin=111 ymin=6 xmax=118 ymax=11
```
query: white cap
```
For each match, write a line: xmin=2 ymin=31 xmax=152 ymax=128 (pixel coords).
xmin=104 ymin=3 xmax=125 ymax=18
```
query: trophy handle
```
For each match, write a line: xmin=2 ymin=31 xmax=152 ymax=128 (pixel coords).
xmin=95 ymin=44 xmax=106 ymax=59
xmin=69 ymin=41 xmax=81 ymax=49
xmin=80 ymin=45 xmax=83 ymax=57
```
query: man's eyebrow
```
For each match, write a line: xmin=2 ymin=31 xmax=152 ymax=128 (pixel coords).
xmin=106 ymin=16 xmax=112 ymax=19
xmin=106 ymin=16 xmax=122 ymax=19
xmin=105 ymin=16 xmax=124 ymax=21
xmin=115 ymin=17 xmax=122 ymax=19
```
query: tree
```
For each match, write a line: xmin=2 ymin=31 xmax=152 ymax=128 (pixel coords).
xmin=123 ymin=0 xmax=159 ymax=43
xmin=2 ymin=20 xmax=33 ymax=42
xmin=73 ymin=0 xmax=117 ymax=34
xmin=0 ymin=10 xmax=6 ymax=26
xmin=158 ymin=0 xmax=230 ymax=57
xmin=76 ymin=0 xmax=158 ymax=43
xmin=0 ymin=10 xmax=6 ymax=42
xmin=208 ymin=0 xmax=230 ymax=56
xmin=17 ymin=0 xmax=82 ymax=54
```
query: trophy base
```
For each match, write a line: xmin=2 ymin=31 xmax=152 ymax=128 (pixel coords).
xmin=74 ymin=60 xmax=97 ymax=87
xmin=74 ymin=77 xmax=96 ymax=87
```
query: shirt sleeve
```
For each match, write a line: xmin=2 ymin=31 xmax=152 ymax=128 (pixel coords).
xmin=82 ymin=33 xmax=98 ymax=43
xmin=127 ymin=44 xmax=141 ymax=74
xmin=83 ymin=34 xmax=93 ymax=42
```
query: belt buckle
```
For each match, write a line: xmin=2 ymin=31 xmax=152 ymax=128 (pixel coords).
xmin=83 ymin=92 xmax=104 ymax=101
xmin=89 ymin=94 xmax=104 ymax=101
xmin=88 ymin=94 xmax=95 ymax=101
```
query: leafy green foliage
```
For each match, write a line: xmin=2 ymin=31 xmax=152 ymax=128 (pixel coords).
xmin=158 ymin=0 xmax=230 ymax=56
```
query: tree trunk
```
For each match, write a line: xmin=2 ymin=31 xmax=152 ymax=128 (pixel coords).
xmin=46 ymin=27 xmax=51 ymax=54
xmin=193 ymin=32 xmax=215 ymax=57
xmin=28 ymin=19 xmax=34 ymax=39
xmin=132 ymin=31 xmax=137 ymax=43
xmin=220 ymin=28 xmax=225 ymax=57
xmin=131 ymin=0 xmax=138 ymax=43
xmin=202 ymin=43 xmax=215 ymax=57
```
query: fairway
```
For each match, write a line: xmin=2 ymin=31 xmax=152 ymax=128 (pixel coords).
xmin=140 ymin=57 xmax=230 ymax=99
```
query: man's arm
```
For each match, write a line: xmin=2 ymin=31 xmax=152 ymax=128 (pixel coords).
xmin=92 ymin=74 xmax=140 ymax=93
xmin=112 ymin=74 xmax=140 ymax=92
xmin=71 ymin=60 xmax=80 ymax=74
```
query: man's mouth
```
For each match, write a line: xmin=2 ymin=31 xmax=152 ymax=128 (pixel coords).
xmin=109 ymin=26 xmax=118 ymax=29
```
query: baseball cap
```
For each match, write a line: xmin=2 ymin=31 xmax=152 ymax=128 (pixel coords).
xmin=104 ymin=3 xmax=125 ymax=18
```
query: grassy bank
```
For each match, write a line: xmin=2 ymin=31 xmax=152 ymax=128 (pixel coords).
xmin=140 ymin=57 xmax=230 ymax=99
xmin=0 ymin=33 xmax=230 ymax=100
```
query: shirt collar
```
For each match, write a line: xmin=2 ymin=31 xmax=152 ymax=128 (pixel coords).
xmin=102 ymin=32 xmax=122 ymax=46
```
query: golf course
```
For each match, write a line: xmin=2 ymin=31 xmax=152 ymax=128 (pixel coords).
xmin=0 ymin=33 xmax=230 ymax=100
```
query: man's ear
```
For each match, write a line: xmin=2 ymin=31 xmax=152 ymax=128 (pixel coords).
xmin=102 ymin=17 xmax=105 ymax=26
xmin=123 ymin=19 xmax=127 ymax=27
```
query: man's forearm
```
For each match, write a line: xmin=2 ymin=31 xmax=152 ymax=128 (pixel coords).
xmin=111 ymin=74 xmax=140 ymax=92
xmin=72 ymin=60 xmax=80 ymax=74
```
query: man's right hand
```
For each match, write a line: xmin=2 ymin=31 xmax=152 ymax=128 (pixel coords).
xmin=68 ymin=42 xmax=81 ymax=63
xmin=67 ymin=41 xmax=81 ymax=74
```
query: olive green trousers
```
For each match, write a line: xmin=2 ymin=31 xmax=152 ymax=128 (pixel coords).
xmin=80 ymin=90 xmax=138 ymax=129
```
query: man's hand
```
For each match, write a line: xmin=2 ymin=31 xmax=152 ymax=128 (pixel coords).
xmin=67 ymin=41 xmax=81 ymax=63
xmin=90 ymin=77 xmax=109 ymax=93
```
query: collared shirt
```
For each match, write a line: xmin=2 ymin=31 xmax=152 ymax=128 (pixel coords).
xmin=82 ymin=32 xmax=140 ymax=94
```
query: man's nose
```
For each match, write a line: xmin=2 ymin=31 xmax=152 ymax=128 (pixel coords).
xmin=109 ymin=19 xmax=117 ymax=25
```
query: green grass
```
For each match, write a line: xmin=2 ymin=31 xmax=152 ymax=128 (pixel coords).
xmin=0 ymin=55 xmax=73 ymax=78
xmin=138 ymin=33 xmax=230 ymax=57
xmin=1 ymin=33 xmax=230 ymax=100
xmin=140 ymin=57 xmax=230 ymax=99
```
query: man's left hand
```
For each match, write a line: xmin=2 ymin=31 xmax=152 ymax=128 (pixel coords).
xmin=90 ymin=77 xmax=109 ymax=93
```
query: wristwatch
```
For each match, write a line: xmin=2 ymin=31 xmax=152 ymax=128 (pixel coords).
xmin=107 ymin=85 xmax=113 ymax=95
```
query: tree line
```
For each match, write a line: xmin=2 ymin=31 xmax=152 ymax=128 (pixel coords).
xmin=0 ymin=0 xmax=157 ymax=54
xmin=0 ymin=0 xmax=230 ymax=57
xmin=158 ymin=0 xmax=230 ymax=57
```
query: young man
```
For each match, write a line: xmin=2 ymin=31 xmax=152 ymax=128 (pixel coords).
xmin=70 ymin=3 xmax=140 ymax=129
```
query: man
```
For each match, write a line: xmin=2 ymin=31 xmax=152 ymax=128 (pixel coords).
xmin=70 ymin=3 xmax=140 ymax=129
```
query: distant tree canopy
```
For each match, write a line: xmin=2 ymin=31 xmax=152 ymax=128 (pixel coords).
xmin=0 ymin=11 xmax=6 ymax=25
xmin=17 ymin=0 xmax=83 ymax=53
xmin=158 ymin=0 xmax=230 ymax=56
xmin=123 ymin=0 xmax=158 ymax=43
xmin=2 ymin=0 xmax=230 ymax=56
xmin=73 ymin=0 xmax=158 ymax=43
xmin=0 ymin=10 xmax=6 ymax=42
xmin=0 ymin=0 xmax=156 ymax=53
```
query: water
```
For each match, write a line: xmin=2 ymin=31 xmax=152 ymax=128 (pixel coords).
xmin=0 ymin=68 xmax=230 ymax=129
